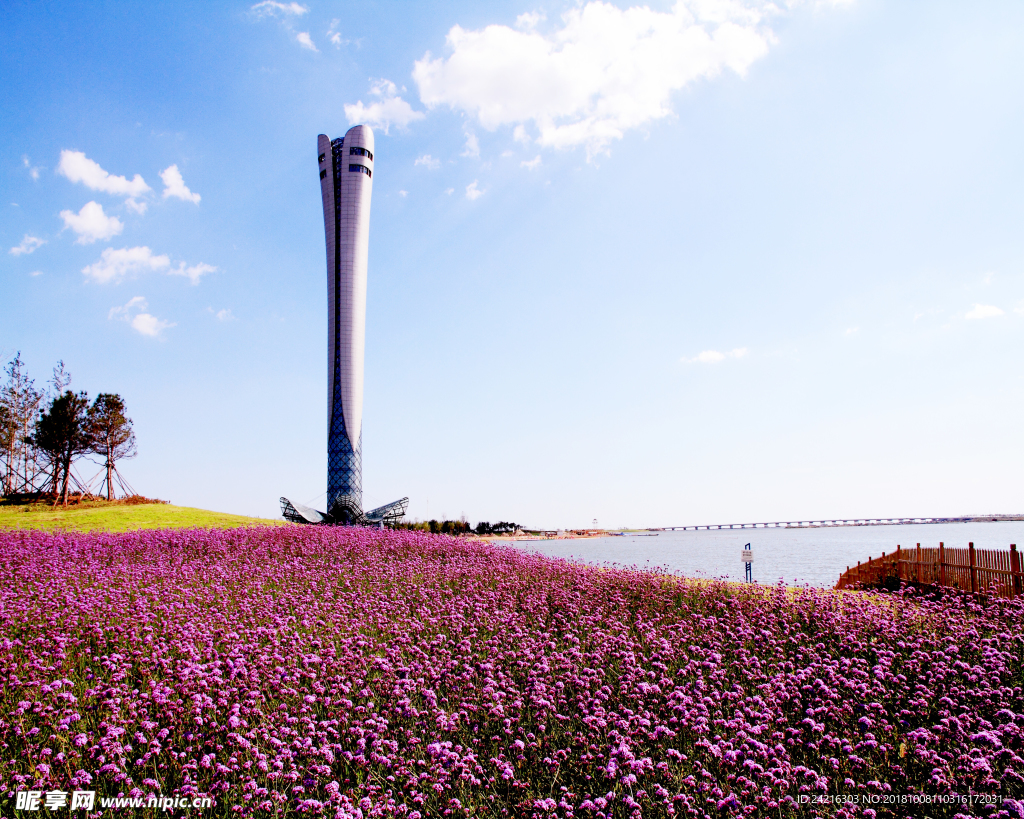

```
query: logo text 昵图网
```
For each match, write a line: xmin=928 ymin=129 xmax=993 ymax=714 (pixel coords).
xmin=14 ymin=791 xmax=213 ymax=812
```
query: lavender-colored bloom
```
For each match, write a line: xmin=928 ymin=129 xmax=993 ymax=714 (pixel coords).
xmin=1 ymin=525 xmax=1022 ymax=816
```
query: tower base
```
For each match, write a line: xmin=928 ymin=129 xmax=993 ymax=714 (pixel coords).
xmin=280 ymin=495 xmax=408 ymax=527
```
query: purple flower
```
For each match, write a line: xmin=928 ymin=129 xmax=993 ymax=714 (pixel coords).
xmin=1 ymin=525 xmax=1021 ymax=814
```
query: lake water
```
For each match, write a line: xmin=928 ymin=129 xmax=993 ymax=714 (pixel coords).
xmin=511 ymin=522 xmax=1024 ymax=588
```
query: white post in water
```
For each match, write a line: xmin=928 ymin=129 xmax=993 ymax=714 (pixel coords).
xmin=742 ymin=543 xmax=753 ymax=583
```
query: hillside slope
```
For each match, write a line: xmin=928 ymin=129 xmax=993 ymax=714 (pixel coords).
xmin=0 ymin=499 xmax=285 ymax=531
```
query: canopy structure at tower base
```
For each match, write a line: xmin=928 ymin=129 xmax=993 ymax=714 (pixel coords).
xmin=280 ymin=495 xmax=408 ymax=527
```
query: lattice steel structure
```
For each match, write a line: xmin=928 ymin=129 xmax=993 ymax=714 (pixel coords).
xmin=364 ymin=496 xmax=409 ymax=525
xmin=279 ymin=495 xmax=408 ymax=527
xmin=280 ymin=496 xmax=329 ymax=525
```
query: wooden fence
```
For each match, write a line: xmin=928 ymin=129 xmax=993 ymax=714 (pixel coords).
xmin=835 ymin=542 xmax=1023 ymax=598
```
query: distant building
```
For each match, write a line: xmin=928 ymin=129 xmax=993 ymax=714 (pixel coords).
xmin=318 ymin=126 xmax=374 ymax=522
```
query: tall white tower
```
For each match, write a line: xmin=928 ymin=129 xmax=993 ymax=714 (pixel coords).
xmin=318 ymin=125 xmax=374 ymax=521
xmin=279 ymin=127 xmax=406 ymax=527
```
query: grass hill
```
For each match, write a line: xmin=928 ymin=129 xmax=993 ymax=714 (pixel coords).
xmin=0 ymin=497 xmax=285 ymax=532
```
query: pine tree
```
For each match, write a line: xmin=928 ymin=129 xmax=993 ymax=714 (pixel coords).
xmin=31 ymin=391 xmax=93 ymax=504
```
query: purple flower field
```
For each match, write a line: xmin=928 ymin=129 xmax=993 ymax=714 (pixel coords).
xmin=2 ymin=526 xmax=1024 ymax=818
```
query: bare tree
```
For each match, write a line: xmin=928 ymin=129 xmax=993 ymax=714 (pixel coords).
xmin=87 ymin=393 xmax=137 ymax=500
xmin=0 ymin=402 xmax=14 ymax=495
xmin=0 ymin=353 xmax=46 ymax=496
xmin=51 ymin=360 xmax=71 ymax=394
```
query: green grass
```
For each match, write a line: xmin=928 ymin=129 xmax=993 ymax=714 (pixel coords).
xmin=0 ymin=499 xmax=286 ymax=532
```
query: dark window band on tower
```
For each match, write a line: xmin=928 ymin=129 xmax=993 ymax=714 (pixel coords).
xmin=349 ymin=164 xmax=371 ymax=177
xmin=320 ymin=169 xmax=327 ymax=179
xmin=318 ymin=152 xmax=326 ymax=163
xmin=349 ymin=147 xmax=373 ymax=160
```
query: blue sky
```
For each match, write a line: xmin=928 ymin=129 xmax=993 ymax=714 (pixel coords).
xmin=2 ymin=0 xmax=1023 ymax=528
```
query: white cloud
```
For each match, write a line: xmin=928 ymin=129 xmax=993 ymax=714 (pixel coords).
xmin=251 ymin=1 xmax=307 ymax=17
xmin=169 ymin=261 xmax=217 ymax=285
xmin=216 ymin=308 xmax=234 ymax=321
xmin=159 ymin=165 xmax=201 ymax=204
xmin=109 ymin=296 xmax=146 ymax=318
xmin=82 ymin=246 xmax=170 ymax=284
xmin=344 ymin=79 xmax=426 ymax=133
xmin=461 ymin=133 xmax=480 ymax=158
xmin=695 ymin=350 xmax=724 ymax=363
xmin=415 ymin=154 xmax=441 ymax=169
xmin=109 ymin=296 xmax=174 ymax=337
xmin=513 ymin=124 xmax=530 ymax=144
xmin=60 ymin=201 xmax=123 ymax=244
xmin=30 ymin=270 xmax=43 ymax=277
xmin=444 ymin=187 xmax=455 ymax=195
xmin=9 ymin=234 xmax=45 ymax=256
xmin=516 ymin=11 xmax=545 ymax=30
xmin=413 ymin=1 xmax=781 ymax=157
xmin=131 ymin=313 xmax=174 ymax=336
xmin=327 ymin=20 xmax=349 ymax=47
xmin=252 ymin=2 xmax=318 ymax=52
xmin=521 ymin=155 xmax=542 ymax=170
xmin=57 ymin=150 xmax=151 ymax=202
xmin=22 ymin=155 xmax=40 ymax=180
xmin=685 ymin=347 xmax=748 ymax=364
xmin=399 ymin=190 xmax=408 ymax=197
xmin=965 ymin=304 xmax=1004 ymax=320
xmin=465 ymin=180 xmax=484 ymax=200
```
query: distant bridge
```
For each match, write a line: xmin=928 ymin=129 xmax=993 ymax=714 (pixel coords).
xmin=662 ymin=514 xmax=1024 ymax=532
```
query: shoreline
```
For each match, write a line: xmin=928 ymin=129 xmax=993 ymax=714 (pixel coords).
xmin=480 ymin=518 xmax=1024 ymax=541
xmin=481 ymin=531 xmax=618 ymax=542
